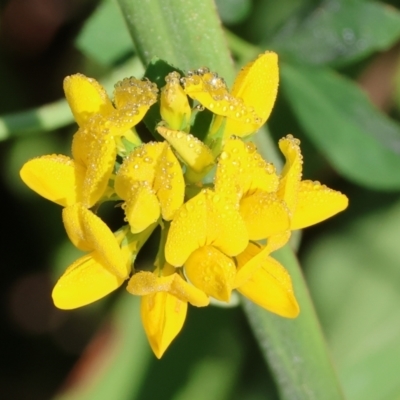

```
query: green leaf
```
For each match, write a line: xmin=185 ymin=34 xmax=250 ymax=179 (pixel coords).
xmin=281 ymin=63 xmax=400 ymax=190
xmin=75 ymin=0 xmax=134 ymax=66
xmin=242 ymin=245 xmax=345 ymax=400
xmin=270 ymin=1 xmax=400 ymax=66
xmin=304 ymin=193 xmax=400 ymax=400
xmin=115 ymin=0 xmax=235 ymax=85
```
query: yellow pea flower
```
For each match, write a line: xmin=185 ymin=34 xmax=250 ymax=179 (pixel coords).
xmin=215 ymin=137 xmax=290 ymax=240
xmin=157 ymin=126 xmax=214 ymax=181
xmin=52 ymin=203 xmax=131 ymax=309
xmin=183 ymin=52 xmax=279 ymax=138
xmin=20 ymin=74 xmax=158 ymax=208
xmin=115 ymin=141 xmax=185 ymax=233
xmin=165 ymin=189 xmax=248 ymax=302
xmin=127 ymin=264 xmax=209 ymax=358
xmin=233 ymin=232 xmax=299 ymax=318
xmin=278 ymin=135 xmax=349 ymax=229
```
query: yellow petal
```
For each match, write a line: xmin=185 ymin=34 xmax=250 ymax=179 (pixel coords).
xmin=123 ymin=183 xmax=161 ymax=233
xmin=230 ymin=52 xmax=279 ymax=129
xmin=153 ymin=143 xmax=185 ymax=220
xmin=157 ymin=127 xmax=214 ymax=174
xmin=165 ymin=190 xmax=248 ymax=266
xmin=291 ymin=180 xmax=349 ymax=230
xmin=215 ymin=138 xmax=279 ymax=202
xmin=62 ymin=204 xmax=129 ymax=278
xmin=52 ymin=253 xmax=124 ymax=309
xmin=184 ymin=246 xmax=236 ymax=302
xmin=234 ymin=232 xmax=290 ymax=288
xmin=113 ymin=77 xmax=158 ymax=127
xmin=183 ymin=71 xmax=261 ymax=136
xmin=72 ymin=119 xmax=117 ymax=208
xmin=63 ymin=74 xmax=114 ymax=127
xmin=237 ymin=256 xmax=299 ymax=318
xmin=127 ymin=271 xmax=209 ymax=307
xmin=141 ymin=292 xmax=187 ymax=358
xmin=239 ymin=192 xmax=290 ymax=240
xmin=19 ymin=155 xmax=84 ymax=207
xmin=278 ymin=135 xmax=303 ymax=212
xmin=160 ymin=72 xmax=191 ymax=130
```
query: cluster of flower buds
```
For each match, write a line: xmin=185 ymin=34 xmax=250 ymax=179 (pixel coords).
xmin=20 ymin=52 xmax=348 ymax=358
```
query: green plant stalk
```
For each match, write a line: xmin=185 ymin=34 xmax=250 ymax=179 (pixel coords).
xmin=116 ymin=1 xmax=345 ymax=398
xmin=116 ymin=0 xmax=235 ymax=85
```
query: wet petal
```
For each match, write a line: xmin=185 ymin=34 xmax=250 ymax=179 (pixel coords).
xmin=157 ymin=127 xmax=214 ymax=174
xmin=215 ymin=138 xmax=279 ymax=202
xmin=184 ymin=246 xmax=236 ymax=302
xmin=113 ymin=77 xmax=158 ymax=127
xmin=127 ymin=270 xmax=209 ymax=307
xmin=115 ymin=142 xmax=184 ymax=225
xmin=239 ymin=192 xmax=290 ymax=240
xmin=278 ymin=135 xmax=303 ymax=212
xmin=52 ymin=253 xmax=124 ymax=309
xmin=291 ymin=180 xmax=349 ymax=230
xmin=183 ymin=71 xmax=260 ymax=136
xmin=234 ymin=232 xmax=290 ymax=288
xmin=62 ymin=204 xmax=129 ymax=278
xmin=141 ymin=292 xmax=187 ymax=358
xmin=237 ymin=256 xmax=299 ymax=318
xmin=63 ymin=74 xmax=114 ymax=126
xmin=160 ymin=71 xmax=191 ymax=130
xmin=124 ymin=183 xmax=161 ymax=233
xmin=153 ymin=143 xmax=185 ymax=220
xmin=165 ymin=190 xmax=248 ymax=266
xmin=72 ymin=120 xmax=117 ymax=208
xmin=230 ymin=52 xmax=279 ymax=129
xmin=20 ymin=155 xmax=84 ymax=207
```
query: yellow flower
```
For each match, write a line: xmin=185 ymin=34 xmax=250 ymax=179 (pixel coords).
xmin=278 ymin=135 xmax=349 ymax=229
xmin=183 ymin=52 xmax=279 ymax=138
xmin=156 ymin=126 xmax=215 ymax=182
xmin=114 ymin=141 xmax=185 ymax=233
xmin=165 ymin=189 xmax=248 ymax=301
xmin=20 ymin=74 xmax=158 ymax=208
xmin=234 ymin=232 xmax=299 ymax=318
xmin=127 ymin=263 xmax=209 ymax=358
xmin=52 ymin=203 xmax=131 ymax=309
xmin=160 ymin=71 xmax=192 ymax=131
xmin=215 ymin=137 xmax=290 ymax=240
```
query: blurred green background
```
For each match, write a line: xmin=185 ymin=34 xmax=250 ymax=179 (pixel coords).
xmin=2 ymin=0 xmax=400 ymax=399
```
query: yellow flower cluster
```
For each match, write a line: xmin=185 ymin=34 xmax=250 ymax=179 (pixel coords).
xmin=20 ymin=52 xmax=348 ymax=358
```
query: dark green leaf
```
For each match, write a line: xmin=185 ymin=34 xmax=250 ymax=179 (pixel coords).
xmin=281 ymin=63 xmax=400 ymax=189
xmin=215 ymin=0 xmax=252 ymax=26
xmin=270 ymin=1 xmax=400 ymax=66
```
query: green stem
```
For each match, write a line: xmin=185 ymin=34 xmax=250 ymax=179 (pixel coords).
xmin=116 ymin=0 xmax=235 ymax=85
xmin=116 ymin=2 xmax=345 ymax=398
